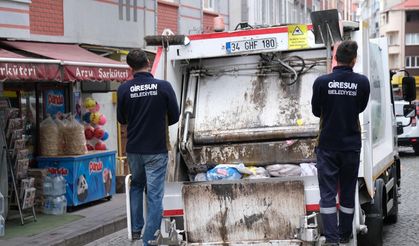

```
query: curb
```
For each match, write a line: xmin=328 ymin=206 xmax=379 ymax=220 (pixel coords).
xmin=52 ymin=216 xmax=127 ymax=246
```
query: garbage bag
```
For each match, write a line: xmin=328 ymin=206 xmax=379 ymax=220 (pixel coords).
xmin=243 ymin=166 xmax=270 ymax=179
xmin=266 ymin=164 xmax=302 ymax=177
xmin=206 ymin=164 xmax=243 ymax=181
xmin=300 ymin=163 xmax=317 ymax=176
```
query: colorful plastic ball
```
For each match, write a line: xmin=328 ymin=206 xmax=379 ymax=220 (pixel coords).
xmin=84 ymin=97 xmax=96 ymax=110
xmin=86 ymin=144 xmax=94 ymax=151
xmin=95 ymin=141 xmax=107 ymax=150
xmin=84 ymin=127 xmax=95 ymax=140
xmin=101 ymin=131 xmax=109 ymax=141
xmin=94 ymin=127 xmax=105 ymax=139
xmin=83 ymin=112 xmax=91 ymax=123
xmin=98 ymin=114 xmax=107 ymax=125
xmin=89 ymin=102 xmax=101 ymax=113
xmin=90 ymin=112 xmax=102 ymax=125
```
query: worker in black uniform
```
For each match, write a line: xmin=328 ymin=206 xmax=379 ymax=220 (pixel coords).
xmin=311 ymin=40 xmax=370 ymax=245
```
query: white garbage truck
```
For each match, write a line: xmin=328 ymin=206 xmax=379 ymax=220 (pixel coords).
xmin=134 ymin=9 xmax=416 ymax=246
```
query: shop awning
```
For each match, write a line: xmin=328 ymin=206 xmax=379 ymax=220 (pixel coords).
xmin=0 ymin=41 xmax=131 ymax=82
xmin=0 ymin=48 xmax=62 ymax=82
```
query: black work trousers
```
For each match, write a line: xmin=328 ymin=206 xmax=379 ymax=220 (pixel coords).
xmin=316 ymin=147 xmax=360 ymax=243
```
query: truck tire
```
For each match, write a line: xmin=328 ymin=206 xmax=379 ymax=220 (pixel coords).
xmin=413 ymin=144 xmax=419 ymax=156
xmin=358 ymin=179 xmax=385 ymax=246
xmin=384 ymin=166 xmax=398 ymax=224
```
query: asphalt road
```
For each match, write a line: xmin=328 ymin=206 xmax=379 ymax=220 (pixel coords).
xmin=383 ymin=147 xmax=419 ymax=246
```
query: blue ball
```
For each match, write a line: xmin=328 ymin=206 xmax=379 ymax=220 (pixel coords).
xmin=83 ymin=112 xmax=91 ymax=123
xmin=101 ymin=131 xmax=109 ymax=141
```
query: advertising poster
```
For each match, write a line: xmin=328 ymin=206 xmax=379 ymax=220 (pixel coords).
xmin=44 ymin=89 xmax=65 ymax=118
xmin=37 ymin=151 xmax=116 ymax=206
xmin=73 ymin=91 xmax=82 ymax=122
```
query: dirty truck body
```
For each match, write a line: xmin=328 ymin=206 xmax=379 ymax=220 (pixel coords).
xmin=150 ymin=22 xmax=399 ymax=245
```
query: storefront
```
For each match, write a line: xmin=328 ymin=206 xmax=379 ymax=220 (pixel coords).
xmin=0 ymin=41 xmax=130 ymax=220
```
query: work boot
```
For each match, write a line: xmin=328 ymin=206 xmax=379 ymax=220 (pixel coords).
xmin=339 ymin=234 xmax=352 ymax=244
xmin=132 ymin=231 xmax=142 ymax=240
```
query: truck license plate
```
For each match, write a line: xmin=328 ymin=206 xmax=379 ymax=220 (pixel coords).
xmin=226 ymin=38 xmax=277 ymax=54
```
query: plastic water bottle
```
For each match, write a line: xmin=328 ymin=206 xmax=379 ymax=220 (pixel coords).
xmin=43 ymin=196 xmax=51 ymax=214
xmin=43 ymin=176 xmax=52 ymax=196
xmin=0 ymin=191 xmax=4 ymax=215
xmin=61 ymin=195 xmax=67 ymax=214
xmin=59 ymin=175 xmax=66 ymax=195
xmin=0 ymin=215 xmax=4 ymax=237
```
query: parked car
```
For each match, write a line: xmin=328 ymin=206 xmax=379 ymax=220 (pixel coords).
xmin=395 ymin=100 xmax=419 ymax=154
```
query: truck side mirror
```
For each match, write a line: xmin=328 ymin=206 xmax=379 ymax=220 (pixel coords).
xmin=402 ymin=76 xmax=416 ymax=102
xmin=403 ymin=104 xmax=416 ymax=118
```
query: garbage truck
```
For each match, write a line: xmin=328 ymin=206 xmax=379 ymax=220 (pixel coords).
xmin=132 ymin=9 xmax=416 ymax=246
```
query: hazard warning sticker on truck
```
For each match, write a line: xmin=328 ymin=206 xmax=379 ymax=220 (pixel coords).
xmin=288 ymin=25 xmax=309 ymax=50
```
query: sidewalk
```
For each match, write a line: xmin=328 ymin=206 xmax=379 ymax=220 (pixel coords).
xmin=0 ymin=193 xmax=127 ymax=246
xmin=85 ymin=228 xmax=141 ymax=246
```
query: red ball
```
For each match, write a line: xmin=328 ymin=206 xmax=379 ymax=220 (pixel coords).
xmin=95 ymin=141 xmax=107 ymax=150
xmin=94 ymin=127 xmax=105 ymax=139
xmin=86 ymin=144 xmax=94 ymax=151
xmin=84 ymin=128 xmax=95 ymax=140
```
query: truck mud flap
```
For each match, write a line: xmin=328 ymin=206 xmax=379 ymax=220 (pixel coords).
xmin=182 ymin=179 xmax=305 ymax=244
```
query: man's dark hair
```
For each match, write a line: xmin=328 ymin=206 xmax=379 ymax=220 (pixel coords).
xmin=126 ymin=49 xmax=149 ymax=70
xmin=335 ymin=40 xmax=358 ymax=65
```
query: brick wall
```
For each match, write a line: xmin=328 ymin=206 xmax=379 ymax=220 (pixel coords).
xmin=203 ymin=12 xmax=218 ymax=33
xmin=157 ymin=1 xmax=178 ymax=34
xmin=30 ymin=0 xmax=64 ymax=36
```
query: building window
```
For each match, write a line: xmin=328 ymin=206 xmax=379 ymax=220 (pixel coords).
xmin=381 ymin=12 xmax=388 ymax=25
xmin=203 ymin=0 xmax=214 ymax=11
xmin=406 ymin=33 xmax=419 ymax=45
xmin=406 ymin=11 xmax=419 ymax=22
xmin=406 ymin=56 xmax=419 ymax=68
xmin=388 ymin=32 xmax=398 ymax=46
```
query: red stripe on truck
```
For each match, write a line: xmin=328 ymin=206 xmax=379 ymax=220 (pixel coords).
xmin=151 ymin=47 xmax=163 ymax=76
xmin=306 ymin=204 xmax=320 ymax=212
xmin=163 ymin=209 xmax=184 ymax=217
xmin=188 ymin=24 xmax=313 ymax=41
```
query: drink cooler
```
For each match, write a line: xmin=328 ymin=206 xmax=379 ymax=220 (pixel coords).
xmin=37 ymin=150 xmax=116 ymax=207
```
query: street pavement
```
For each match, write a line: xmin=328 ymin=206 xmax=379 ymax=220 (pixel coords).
xmin=87 ymin=147 xmax=419 ymax=246
xmin=383 ymin=147 xmax=419 ymax=246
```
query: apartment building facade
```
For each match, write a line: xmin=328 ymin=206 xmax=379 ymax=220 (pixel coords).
xmin=0 ymin=0 xmax=230 ymax=49
xmin=380 ymin=0 xmax=419 ymax=77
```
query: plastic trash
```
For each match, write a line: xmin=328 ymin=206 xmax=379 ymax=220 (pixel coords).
xmin=242 ymin=166 xmax=270 ymax=179
xmin=266 ymin=164 xmax=302 ymax=177
xmin=300 ymin=163 xmax=317 ymax=176
xmin=194 ymin=173 xmax=208 ymax=181
xmin=206 ymin=164 xmax=243 ymax=181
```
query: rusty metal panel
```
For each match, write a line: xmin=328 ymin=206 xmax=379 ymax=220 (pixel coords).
xmin=193 ymin=52 xmax=325 ymax=144
xmin=191 ymin=139 xmax=317 ymax=167
xmin=183 ymin=180 xmax=305 ymax=244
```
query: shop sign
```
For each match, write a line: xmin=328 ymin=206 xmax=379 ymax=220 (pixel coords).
xmin=89 ymin=160 xmax=103 ymax=174
xmin=45 ymin=89 xmax=65 ymax=118
xmin=0 ymin=62 xmax=61 ymax=82
xmin=64 ymin=65 xmax=131 ymax=82
xmin=47 ymin=167 xmax=69 ymax=176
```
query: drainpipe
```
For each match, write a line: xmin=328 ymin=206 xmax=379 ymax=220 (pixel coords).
xmin=154 ymin=0 xmax=158 ymax=35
